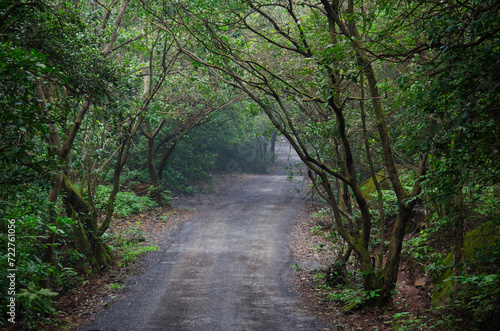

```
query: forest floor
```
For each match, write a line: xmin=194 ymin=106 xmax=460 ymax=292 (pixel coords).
xmin=290 ymin=204 xmax=434 ymax=331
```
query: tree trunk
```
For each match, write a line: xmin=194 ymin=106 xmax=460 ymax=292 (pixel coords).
xmin=270 ymin=131 xmax=277 ymax=162
xmin=157 ymin=142 xmax=177 ymax=181
xmin=320 ymin=0 xmax=424 ymax=306
xmin=360 ymin=74 xmax=386 ymax=271
xmin=453 ymin=183 xmax=465 ymax=277
xmin=61 ymin=174 xmax=112 ymax=271
xmin=147 ymin=136 xmax=162 ymax=204
xmin=143 ymin=119 xmax=162 ymax=204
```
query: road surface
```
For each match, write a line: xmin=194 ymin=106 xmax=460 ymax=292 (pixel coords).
xmin=83 ymin=140 xmax=333 ymax=330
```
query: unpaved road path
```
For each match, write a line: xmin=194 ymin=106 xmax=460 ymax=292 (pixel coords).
xmin=83 ymin=141 xmax=333 ymax=330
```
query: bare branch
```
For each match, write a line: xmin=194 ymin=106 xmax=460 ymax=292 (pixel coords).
xmin=102 ymin=0 xmax=130 ymax=55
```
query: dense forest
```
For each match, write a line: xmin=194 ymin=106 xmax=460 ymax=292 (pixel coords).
xmin=1 ymin=0 xmax=499 ymax=329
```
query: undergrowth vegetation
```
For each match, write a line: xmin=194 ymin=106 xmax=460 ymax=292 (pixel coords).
xmin=94 ymin=185 xmax=159 ymax=217
xmin=0 ymin=183 xmax=161 ymax=328
xmin=301 ymin=177 xmax=500 ymax=330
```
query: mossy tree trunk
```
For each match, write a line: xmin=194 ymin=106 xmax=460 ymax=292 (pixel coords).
xmin=61 ymin=174 xmax=112 ymax=271
xmin=143 ymin=119 xmax=164 ymax=204
xmin=452 ymin=184 xmax=465 ymax=277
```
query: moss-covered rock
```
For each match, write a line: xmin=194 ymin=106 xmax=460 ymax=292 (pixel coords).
xmin=359 ymin=169 xmax=391 ymax=201
xmin=432 ymin=223 xmax=499 ymax=306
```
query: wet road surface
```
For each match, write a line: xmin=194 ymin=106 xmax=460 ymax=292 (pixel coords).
xmin=83 ymin=141 xmax=333 ymax=330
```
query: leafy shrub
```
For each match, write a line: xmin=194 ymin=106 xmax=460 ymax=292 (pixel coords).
xmin=94 ymin=185 xmax=158 ymax=217
xmin=118 ymin=243 xmax=158 ymax=267
xmin=17 ymin=282 xmax=58 ymax=328
xmin=453 ymin=273 xmax=500 ymax=327
xmin=1 ymin=218 xmax=55 ymax=327
xmin=391 ymin=312 xmax=430 ymax=331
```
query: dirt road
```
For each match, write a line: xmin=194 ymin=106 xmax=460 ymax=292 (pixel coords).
xmin=83 ymin=141 xmax=333 ymax=330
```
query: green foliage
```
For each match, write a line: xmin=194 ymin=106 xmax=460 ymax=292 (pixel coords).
xmin=391 ymin=312 xmax=430 ymax=331
xmin=325 ymin=286 xmax=365 ymax=309
xmin=309 ymin=225 xmax=325 ymax=235
xmin=306 ymin=263 xmax=379 ymax=309
xmin=0 ymin=42 xmax=61 ymax=203
xmin=17 ymin=282 xmax=58 ymax=325
xmin=1 ymin=2 xmax=130 ymax=324
xmin=107 ymin=283 xmax=124 ymax=290
xmin=124 ymin=169 xmax=151 ymax=184
xmin=0 ymin=192 xmax=88 ymax=326
xmin=94 ymin=185 xmax=158 ymax=217
xmin=428 ymin=273 xmax=500 ymax=330
xmin=56 ymin=265 xmax=80 ymax=287
xmin=450 ymin=273 xmax=500 ymax=327
xmin=402 ymin=216 xmax=446 ymax=276
xmin=104 ymin=221 xmax=158 ymax=268
xmin=403 ymin=220 xmax=499 ymax=329
xmin=118 ymin=243 xmax=158 ymax=267
xmin=373 ymin=189 xmax=398 ymax=218
xmin=291 ymin=263 xmax=302 ymax=273
xmin=123 ymin=223 xmax=146 ymax=242
xmin=315 ymin=243 xmax=326 ymax=253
